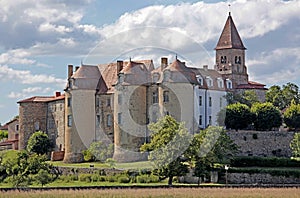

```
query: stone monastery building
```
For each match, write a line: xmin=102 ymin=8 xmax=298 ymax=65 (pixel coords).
xmin=18 ymin=13 xmax=266 ymax=163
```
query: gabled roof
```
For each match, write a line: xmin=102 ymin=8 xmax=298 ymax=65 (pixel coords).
xmin=215 ymin=13 xmax=246 ymax=50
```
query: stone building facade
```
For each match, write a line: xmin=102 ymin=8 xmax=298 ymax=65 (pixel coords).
xmin=18 ymin=13 xmax=267 ymax=162
xmin=18 ymin=92 xmax=65 ymax=151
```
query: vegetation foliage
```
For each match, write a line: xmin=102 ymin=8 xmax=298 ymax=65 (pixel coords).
xmin=27 ymin=131 xmax=52 ymax=155
xmin=290 ymin=133 xmax=300 ymax=158
xmin=0 ymin=130 xmax=8 ymax=141
xmin=225 ymin=103 xmax=254 ymax=131
xmin=284 ymin=103 xmax=300 ymax=131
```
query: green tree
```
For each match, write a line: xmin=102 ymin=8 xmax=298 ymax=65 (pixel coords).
xmin=0 ymin=130 xmax=8 ymax=141
xmin=266 ymin=83 xmax=300 ymax=110
xmin=251 ymin=102 xmax=282 ymax=131
xmin=225 ymin=90 xmax=259 ymax=107
xmin=225 ymin=103 xmax=254 ymax=131
xmin=34 ymin=169 xmax=52 ymax=186
xmin=187 ymin=126 xmax=238 ymax=182
xmin=27 ymin=131 xmax=52 ymax=155
xmin=140 ymin=115 xmax=192 ymax=186
xmin=290 ymin=133 xmax=300 ymax=158
xmin=88 ymin=140 xmax=114 ymax=162
xmin=3 ymin=151 xmax=52 ymax=187
xmin=283 ymin=102 xmax=300 ymax=130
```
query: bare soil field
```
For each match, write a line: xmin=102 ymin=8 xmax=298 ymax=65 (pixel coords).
xmin=0 ymin=187 xmax=300 ymax=198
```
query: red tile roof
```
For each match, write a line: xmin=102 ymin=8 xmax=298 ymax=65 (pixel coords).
xmin=18 ymin=94 xmax=65 ymax=103
xmin=215 ymin=13 xmax=246 ymax=50
xmin=237 ymin=81 xmax=267 ymax=90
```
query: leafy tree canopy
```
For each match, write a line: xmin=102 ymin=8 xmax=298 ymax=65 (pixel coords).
xmin=27 ymin=131 xmax=52 ymax=155
xmin=226 ymin=90 xmax=259 ymax=107
xmin=140 ymin=115 xmax=192 ymax=186
xmin=283 ymin=102 xmax=300 ymax=131
xmin=225 ymin=103 xmax=254 ymax=131
xmin=251 ymin=102 xmax=282 ymax=131
xmin=266 ymin=83 xmax=300 ymax=110
xmin=290 ymin=133 xmax=300 ymax=158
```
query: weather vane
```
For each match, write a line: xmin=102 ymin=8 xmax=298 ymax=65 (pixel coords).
xmin=228 ymin=3 xmax=231 ymax=15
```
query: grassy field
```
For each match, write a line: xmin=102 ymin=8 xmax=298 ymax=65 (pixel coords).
xmin=49 ymin=160 xmax=154 ymax=170
xmin=0 ymin=188 xmax=299 ymax=198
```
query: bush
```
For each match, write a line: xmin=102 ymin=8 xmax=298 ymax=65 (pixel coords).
xmin=27 ymin=131 xmax=52 ymax=155
xmin=136 ymin=175 xmax=149 ymax=183
xmin=118 ymin=176 xmax=131 ymax=183
xmin=229 ymin=167 xmax=300 ymax=178
xmin=225 ymin=103 xmax=254 ymax=131
xmin=106 ymin=175 xmax=117 ymax=182
xmin=82 ymin=150 xmax=95 ymax=162
xmin=88 ymin=140 xmax=114 ymax=162
xmin=78 ymin=174 xmax=92 ymax=183
xmin=231 ymin=156 xmax=300 ymax=167
xmin=290 ymin=133 xmax=300 ymax=157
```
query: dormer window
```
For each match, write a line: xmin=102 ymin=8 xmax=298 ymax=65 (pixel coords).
xmin=221 ymin=56 xmax=227 ymax=64
xmin=217 ymin=78 xmax=224 ymax=88
xmin=196 ymin=75 xmax=203 ymax=86
xmin=206 ymin=76 xmax=213 ymax=87
xmin=226 ymin=79 xmax=233 ymax=89
xmin=152 ymin=73 xmax=160 ymax=83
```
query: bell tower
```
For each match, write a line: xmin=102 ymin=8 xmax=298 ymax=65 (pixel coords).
xmin=215 ymin=12 xmax=248 ymax=88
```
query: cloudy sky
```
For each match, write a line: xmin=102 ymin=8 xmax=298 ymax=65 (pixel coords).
xmin=0 ymin=0 xmax=299 ymax=124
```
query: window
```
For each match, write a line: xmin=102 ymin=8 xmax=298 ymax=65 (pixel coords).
xmin=118 ymin=113 xmax=122 ymax=125
xmin=217 ymin=78 xmax=223 ymax=88
xmin=15 ymin=124 xmax=19 ymax=131
xmin=199 ymin=96 xmax=202 ymax=106
xmin=96 ymin=98 xmax=100 ymax=107
xmin=118 ymin=94 xmax=122 ymax=105
xmin=206 ymin=77 xmax=213 ymax=87
xmin=34 ymin=122 xmax=40 ymax=131
xmin=107 ymin=98 xmax=111 ymax=107
xmin=209 ymin=116 xmax=212 ymax=125
xmin=60 ymin=104 xmax=63 ymax=111
xmin=220 ymin=97 xmax=223 ymax=108
xmin=209 ymin=97 xmax=212 ymax=107
xmin=67 ymin=97 xmax=71 ymax=107
xmin=107 ymin=114 xmax=112 ymax=127
xmin=152 ymin=92 xmax=158 ymax=104
xmin=235 ymin=56 xmax=241 ymax=64
xmin=96 ymin=115 xmax=100 ymax=127
xmin=226 ymin=79 xmax=233 ymax=89
xmin=221 ymin=56 xmax=227 ymax=64
xmin=199 ymin=115 xmax=202 ymax=126
xmin=196 ymin=75 xmax=203 ymax=85
xmin=163 ymin=91 xmax=169 ymax=102
xmin=54 ymin=104 xmax=57 ymax=112
xmin=67 ymin=115 xmax=72 ymax=127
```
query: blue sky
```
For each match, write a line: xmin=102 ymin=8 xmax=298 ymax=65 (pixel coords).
xmin=0 ymin=0 xmax=299 ymax=124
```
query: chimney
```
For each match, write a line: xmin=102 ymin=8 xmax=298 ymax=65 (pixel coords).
xmin=203 ymin=65 xmax=208 ymax=71
xmin=68 ymin=65 xmax=73 ymax=79
xmin=161 ymin=57 xmax=168 ymax=70
xmin=75 ymin=66 xmax=80 ymax=71
xmin=55 ymin=92 xmax=61 ymax=97
xmin=117 ymin=60 xmax=123 ymax=74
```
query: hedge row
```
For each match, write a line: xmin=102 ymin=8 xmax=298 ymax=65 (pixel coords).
xmin=231 ymin=156 xmax=300 ymax=167
xmin=228 ymin=167 xmax=300 ymax=178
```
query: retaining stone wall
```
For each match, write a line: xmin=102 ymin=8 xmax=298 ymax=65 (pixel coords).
xmin=227 ymin=131 xmax=295 ymax=157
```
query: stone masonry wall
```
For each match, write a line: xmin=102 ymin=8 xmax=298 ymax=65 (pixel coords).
xmin=227 ymin=130 xmax=295 ymax=157
xmin=228 ymin=173 xmax=300 ymax=184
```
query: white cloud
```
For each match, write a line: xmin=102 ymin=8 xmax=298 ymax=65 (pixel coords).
xmin=0 ymin=65 xmax=66 ymax=85
xmin=248 ymin=47 xmax=300 ymax=85
xmin=8 ymin=86 xmax=54 ymax=99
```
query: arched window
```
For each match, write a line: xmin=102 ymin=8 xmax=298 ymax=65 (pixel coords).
xmin=217 ymin=78 xmax=224 ymax=88
xmin=152 ymin=92 xmax=158 ymax=104
xmin=221 ymin=56 xmax=227 ymax=64
xmin=226 ymin=79 xmax=233 ymax=89
xmin=163 ymin=91 xmax=169 ymax=102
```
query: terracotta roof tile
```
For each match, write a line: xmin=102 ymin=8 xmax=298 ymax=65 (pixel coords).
xmin=18 ymin=95 xmax=65 ymax=103
xmin=215 ymin=13 xmax=246 ymax=50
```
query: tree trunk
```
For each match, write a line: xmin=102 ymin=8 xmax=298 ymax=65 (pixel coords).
xmin=168 ymin=176 xmax=173 ymax=186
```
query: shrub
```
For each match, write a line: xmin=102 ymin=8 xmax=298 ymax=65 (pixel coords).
xmin=284 ymin=103 xmax=300 ymax=130
xmin=231 ymin=156 xmax=300 ymax=167
xmin=27 ymin=131 xmax=52 ymax=155
xmin=106 ymin=175 xmax=117 ymax=182
xmin=290 ymin=133 xmax=300 ymax=158
xmin=225 ymin=103 xmax=254 ymax=131
xmin=118 ymin=176 xmax=131 ymax=183
xmin=98 ymin=176 xmax=106 ymax=182
xmin=78 ymin=174 xmax=92 ymax=183
xmin=82 ymin=150 xmax=95 ymax=162
xmin=88 ymin=140 xmax=114 ymax=162
xmin=91 ymin=174 xmax=100 ymax=182
xmin=136 ymin=175 xmax=149 ymax=183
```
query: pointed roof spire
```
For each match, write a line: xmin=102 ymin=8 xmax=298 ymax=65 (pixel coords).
xmin=215 ymin=13 xmax=246 ymax=50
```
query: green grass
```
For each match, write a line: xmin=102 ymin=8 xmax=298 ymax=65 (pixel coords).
xmin=49 ymin=161 xmax=109 ymax=168
xmin=115 ymin=161 xmax=154 ymax=170
xmin=48 ymin=160 xmax=154 ymax=170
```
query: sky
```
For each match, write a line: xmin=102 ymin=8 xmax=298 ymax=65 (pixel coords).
xmin=0 ymin=0 xmax=299 ymax=124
